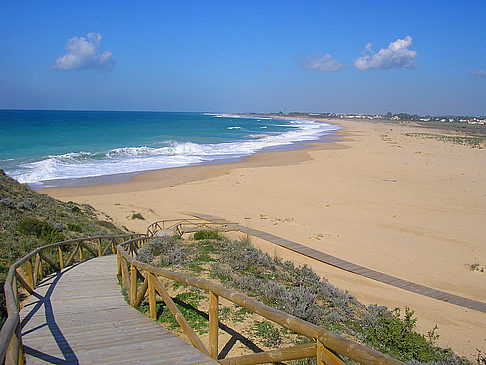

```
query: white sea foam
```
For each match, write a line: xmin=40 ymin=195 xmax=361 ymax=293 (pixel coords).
xmin=11 ymin=119 xmax=339 ymax=185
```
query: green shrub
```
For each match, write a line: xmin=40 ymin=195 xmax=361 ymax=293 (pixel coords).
xmin=130 ymin=213 xmax=145 ymax=220
xmin=97 ymin=220 xmax=117 ymax=230
xmin=67 ymin=223 xmax=82 ymax=232
xmin=17 ymin=218 xmax=64 ymax=243
xmin=363 ymin=307 xmax=455 ymax=363
xmin=193 ymin=230 xmax=219 ymax=240
xmin=252 ymin=320 xmax=282 ymax=347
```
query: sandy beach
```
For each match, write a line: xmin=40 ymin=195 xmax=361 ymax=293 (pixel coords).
xmin=42 ymin=118 xmax=486 ymax=359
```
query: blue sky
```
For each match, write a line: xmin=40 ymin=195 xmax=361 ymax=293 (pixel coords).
xmin=0 ymin=1 xmax=485 ymax=115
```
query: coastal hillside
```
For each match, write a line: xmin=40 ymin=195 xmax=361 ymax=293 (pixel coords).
xmin=135 ymin=234 xmax=472 ymax=364
xmin=0 ymin=170 xmax=127 ymax=325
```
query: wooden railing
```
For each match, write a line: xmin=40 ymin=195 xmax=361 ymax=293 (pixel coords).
xmin=146 ymin=219 xmax=239 ymax=237
xmin=118 ymin=236 xmax=405 ymax=365
xmin=0 ymin=234 xmax=143 ymax=365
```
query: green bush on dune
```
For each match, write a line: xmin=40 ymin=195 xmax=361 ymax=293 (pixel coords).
xmin=17 ymin=218 xmax=65 ymax=243
xmin=193 ymin=230 xmax=219 ymax=240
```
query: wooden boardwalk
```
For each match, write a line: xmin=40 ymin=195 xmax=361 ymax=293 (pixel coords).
xmin=190 ymin=213 xmax=486 ymax=314
xmin=20 ymin=255 xmax=218 ymax=364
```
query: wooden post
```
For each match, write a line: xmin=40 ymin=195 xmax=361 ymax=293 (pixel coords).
xmin=79 ymin=242 xmax=84 ymax=261
xmin=111 ymin=239 xmax=116 ymax=254
xmin=97 ymin=239 xmax=102 ymax=256
xmin=209 ymin=290 xmax=219 ymax=360
xmin=58 ymin=246 xmax=64 ymax=270
xmin=17 ymin=337 xmax=24 ymax=365
xmin=116 ymin=249 xmax=122 ymax=276
xmin=317 ymin=340 xmax=325 ymax=365
xmin=317 ymin=340 xmax=346 ymax=365
xmin=130 ymin=264 xmax=137 ymax=306
xmin=38 ymin=258 xmax=43 ymax=281
xmin=26 ymin=259 xmax=33 ymax=289
xmin=120 ymin=257 xmax=130 ymax=289
xmin=32 ymin=254 xmax=40 ymax=289
xmin=148 ymin=273 xmax=156 ymax=320
xmin=5 ymin=318 xmax=21 ymax=365
xmin=150 ymin=274 xmax=209 ymax=356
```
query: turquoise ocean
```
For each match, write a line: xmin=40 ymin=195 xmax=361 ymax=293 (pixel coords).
xmin=0 ymin=111 xmax=339 ymax=189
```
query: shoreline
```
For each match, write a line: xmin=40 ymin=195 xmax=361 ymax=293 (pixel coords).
xmin=37 ymin=118 xmax=344 ymax=194
xmin=10 ymin=114 xmax=339 ymax=190
xmin=41 ymin=118 xmax=486 ymax=359
xmin=29 ymin=130 xmax=340 ymax=190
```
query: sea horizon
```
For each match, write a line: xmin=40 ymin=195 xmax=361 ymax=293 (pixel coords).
xmin=0 ymin=110 xmax=339 ymax=189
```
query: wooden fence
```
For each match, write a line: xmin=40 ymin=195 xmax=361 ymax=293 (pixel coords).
xmin=0 ymin=234 xmax=143 ymax=365
xmin=146 ymin=219 xmax=239 ymax=237
xmin=118 ymin=236 xmax=405 ymax=365
xmin=1 ymin=217 xmax=406 ymax=365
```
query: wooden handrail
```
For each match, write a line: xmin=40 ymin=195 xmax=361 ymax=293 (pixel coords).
xmin=0 ymin=233 xmax=143 ymax=364
xmin=117 ymin=236 xmax=405 ymax=365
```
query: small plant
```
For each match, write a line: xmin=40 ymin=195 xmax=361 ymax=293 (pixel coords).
xmin=16 ymin=200 xmax=37 ymax=210
xmin=477 ymin=349 xmax=486 ymax=365
xmin=193 ymin=230 xmax=219 ymax=240
xmin=252 ymin=321 xmax=282 ymax=347
xmin=172 ymin=281 xmax=187 ymax=290
xmin=130 ymin=213 xmax=145 ymax=220
xmin=159 ymin=292 xmax=208 ymax=334
xmin=470 ymin=263 xmax=480 ymax=271
xmin=97 ymin=220 xmax=117 ymax=230
xmin=67 ymin=223 xmax=83 ymax=232
xmin=137 ymin=236 xmax=185 ymax=266
xmin=0 ymin=198 xmax=15 ymax=209
xmin=469 ymin=263 xmax=485 ymax=273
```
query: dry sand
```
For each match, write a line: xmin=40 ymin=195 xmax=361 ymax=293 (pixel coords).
xmin=42 ymin=119 xmax=486 ymax=359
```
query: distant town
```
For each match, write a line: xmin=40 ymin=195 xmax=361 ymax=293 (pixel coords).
xmin=268 ymin=112 xmax=486 ymax=125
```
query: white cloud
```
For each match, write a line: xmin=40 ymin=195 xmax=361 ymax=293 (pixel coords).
xmin=472 ymin=70 xmax=486 ymax=77
xmin=354 ymin=36 xmax=417 ymax=70
xmin=52 ymin=32 xmax=115 ymax=71
xmin=303 ymin=54 xmax=344 ymax=72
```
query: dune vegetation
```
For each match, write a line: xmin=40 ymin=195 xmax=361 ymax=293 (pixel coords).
xmin=0 ymin=170 xmax=126 ymax=326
